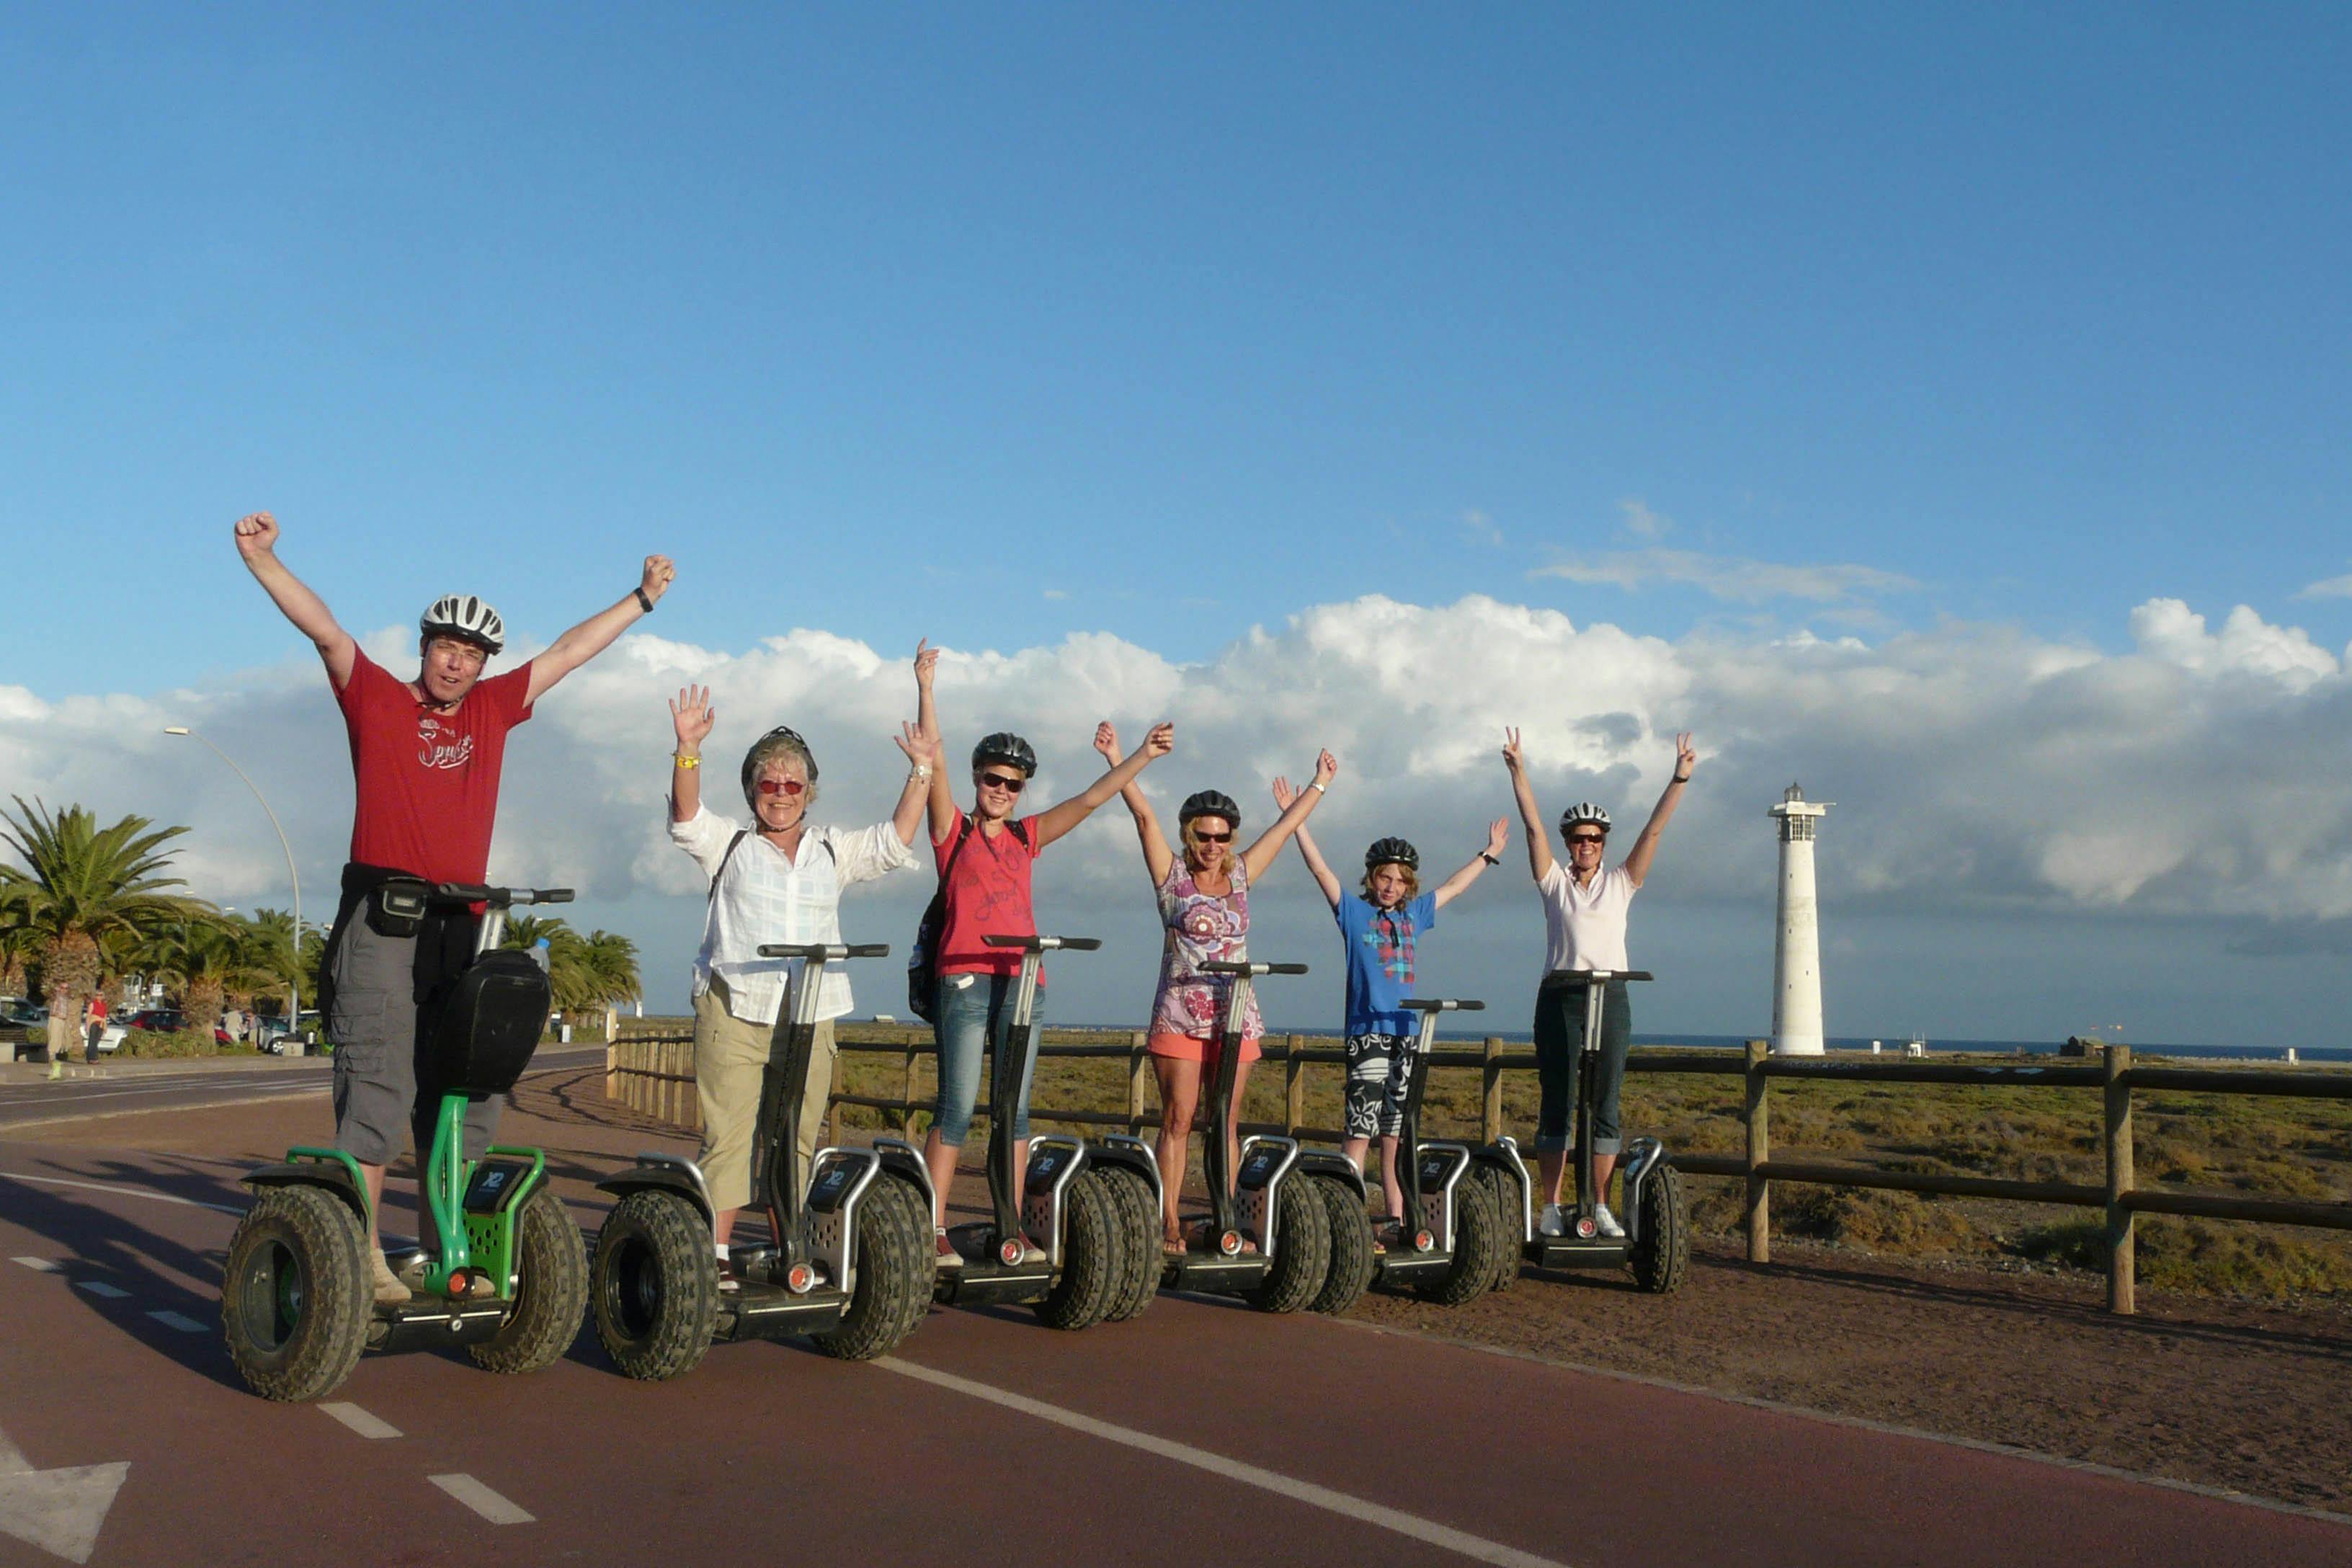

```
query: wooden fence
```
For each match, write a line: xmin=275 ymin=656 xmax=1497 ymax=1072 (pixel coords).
xmin=605 ymin=1030 xmax=2352 ymax=1315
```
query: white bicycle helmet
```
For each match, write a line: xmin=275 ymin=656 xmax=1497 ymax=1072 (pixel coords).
xmin=420 ymin=594 xmax=505 ymax=654
xmin=1559 ymin=802 xmax=1611 ymax=837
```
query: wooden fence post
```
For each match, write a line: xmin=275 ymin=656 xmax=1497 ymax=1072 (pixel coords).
xmin=901 ymin=1035 xmax=919 ymax=1132
xmin=605 ymin=1038 xmax=618 ymax=1102
xmin=1482 ymin=1035 xmax=1504 ymax=1142
xmin=623 ymin=1040 xmax=641 ymax=1116
xmin=1127 ymin=1032 xmax=1149 ymax=1133
xmin=1744 ymin=1039 xmax=1770 ymax=1264
xmin=2105 ymin=1043 xmax=2134 ymax=1316
xmin=1285 ymin=1035 xmax=1305 ymax=1136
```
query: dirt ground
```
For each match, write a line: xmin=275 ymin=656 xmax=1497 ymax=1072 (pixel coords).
xmin=18 ymin=1060 xmax=2351 ymax=1516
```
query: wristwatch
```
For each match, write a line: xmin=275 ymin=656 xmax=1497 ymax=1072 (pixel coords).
xmin=635 ymin=586 xmax=656 ymax=613
xmin=1479 ymin=851 xmax=1500 ymax=865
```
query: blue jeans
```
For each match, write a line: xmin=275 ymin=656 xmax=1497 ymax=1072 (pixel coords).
xmin=930 ymin=972 xmax=1039 ymax=1146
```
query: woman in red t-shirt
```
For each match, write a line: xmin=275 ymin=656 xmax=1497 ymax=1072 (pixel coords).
xmin=914 ymin=649 xmax=1172 ymax=1268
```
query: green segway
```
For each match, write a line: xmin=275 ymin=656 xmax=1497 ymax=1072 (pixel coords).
xmin=220 ymin=882 xmax=589 ymax=1402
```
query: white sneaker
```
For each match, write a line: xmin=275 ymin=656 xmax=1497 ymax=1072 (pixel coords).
xmin=1536 ymin=1203 xmax=1567 ymax=1238
xmin=1594 ymin=1203 xmax=1626 ymax=1239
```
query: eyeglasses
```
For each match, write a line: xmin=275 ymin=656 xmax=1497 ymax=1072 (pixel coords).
xmin=1566 ymin=834 xmax=1605 ymax=845
xmin=757 ymin=778 xmax=808 ymax=797
xmin=1193 ymin=830 xmax=1234 ymax=845
xmin=979 ymin=772 xmax=1026 ymax=794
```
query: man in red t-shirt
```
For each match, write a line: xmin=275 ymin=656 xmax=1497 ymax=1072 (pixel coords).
xmin=236 ymin=509 xmax=676 ymax=1304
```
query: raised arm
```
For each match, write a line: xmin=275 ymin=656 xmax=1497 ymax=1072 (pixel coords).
xmin=1432 ymin=819 xmax=1510 ymax=910
xmin=668 ymin=684 xmax=715 ymax=824
xmin=1270 ymin=778 xmax=1342 ymax=908
xmin=916 ymin=641 xmax=963 ymax=845
xmin=882 ymin=721 xmax=936 ymax=847
xmin=233 ymin=512 xmax=358 ymax=690
xmin=1502 ymin=728 xmax=1554 ymax=881
xmin=1102 ymin=724 xmax=1178 ymax=886
xmin=1241 ymin=750 xmax=1336 ymax=883
xmin=1621 ymin=732 xmax=1696 ymax=888
xmin=524 ymin=555 xmax=677 ymax=706
xmin=1030 ymin=720 xmax=1172 ymax=850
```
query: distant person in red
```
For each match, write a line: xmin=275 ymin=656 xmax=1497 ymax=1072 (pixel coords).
xmin=234 ymin=509 xmax=676 ymax=1304
xmin=81 ymin=992 xmax=107 ymax=1064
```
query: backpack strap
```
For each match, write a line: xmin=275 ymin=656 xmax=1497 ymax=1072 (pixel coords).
xmin=710 ymin=829 xmax=750 ymax=896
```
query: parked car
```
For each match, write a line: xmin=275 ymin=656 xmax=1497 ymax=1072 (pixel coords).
xmin=0 ymin=997 xmax=49 ymax=1028
xmin=257 ymin=1010 xmax=324 ymax=1054
xmin=116 ymin=1008 xmax=235 ymax=1048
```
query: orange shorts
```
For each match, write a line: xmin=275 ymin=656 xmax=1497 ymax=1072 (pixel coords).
xmin=1147 ymin=1030 xmax=1261 ymax=1065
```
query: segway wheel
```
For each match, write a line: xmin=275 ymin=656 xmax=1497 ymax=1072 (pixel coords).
xmin=1089 ymin=1167 xmax=1159 ymax=1322
xmin=1306 ymin=1176 xmax=1373 ymax=1317
xmin=592 ymin=1188 xmax=718 ymax=1381
xmin=1469 ymin=1164 xmax=1525 ymax=1296
xmin=1244 ymin=1176 xmax=1331 ymax=1314
xmin=813 ymin=1175 xmax=933 ymax=1360
xmin=1033 ymin=1170 xmax=1120 ymax=1331
xmin=471 ymin=1182 xmax=589 ymax=1374
xmin=1630 ymin=1162 xmax=1690 ymax=1295
xmin=1422 ymin=1175 xmax=1500 ymax=1306
xmin=220 ymin=1185 xmax=370 ymax=1403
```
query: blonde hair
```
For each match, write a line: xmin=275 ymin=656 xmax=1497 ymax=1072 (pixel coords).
xmin=1180 ymin=816 xmax=1234 ymax=875
xmin=1359 ymin=863 xmax=1421 ymax=902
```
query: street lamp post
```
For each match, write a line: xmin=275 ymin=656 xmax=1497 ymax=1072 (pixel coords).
xmin=166 ymin=726 xmax=303 ymax=1035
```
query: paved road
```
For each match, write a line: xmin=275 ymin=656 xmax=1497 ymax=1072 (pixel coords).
xmin=0 ymin=1079 xmax=2344 ymax=1566
xmin=0 ymin=1048 xmax=609 ymax=1131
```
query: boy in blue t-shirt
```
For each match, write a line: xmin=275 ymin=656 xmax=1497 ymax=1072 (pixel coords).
xmin=1273 ymin=782 xmax=1509 ymax=1234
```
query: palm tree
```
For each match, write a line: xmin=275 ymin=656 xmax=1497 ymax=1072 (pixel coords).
xmin=0 ymin=798 xmax=202 ymax=1023
xmin=0 ymin=878 xmax=38 ymax=997
xmin=239 ymin=907 xmax=304 ymax=1021
xmin=148 ymin=917 xmax=252 ymax=1035
xmin=582 ymin=930 xmax=642 ymax=1010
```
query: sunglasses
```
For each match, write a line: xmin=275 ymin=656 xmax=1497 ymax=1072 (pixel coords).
xmin=979 ymin=772 xmax=1026 ymax=794
xmin=756 ymin=778 xmax=808 ymax=797
xmin=1193 ymin=829 xmax=1234 ymax=845
xmin=1566 ymin=833 xmax=1605 ymax=845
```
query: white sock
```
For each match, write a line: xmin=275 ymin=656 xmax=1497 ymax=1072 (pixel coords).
xmin=713 ymin=1243 xmax=729 ymax=1261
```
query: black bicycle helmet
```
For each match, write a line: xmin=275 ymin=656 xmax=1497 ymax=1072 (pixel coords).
xmin=971 ymin=733 xmax=1038 ymax=778
xmin=1364 ymin=837 xmax=1420 ymax=872
xmin=1559 ymin=802 xmax=1611 ymax=836
xmin=741 ymin=726 xmax=819 ymax=810
xmin=1179 ymin=790 xmax=1241 ymax=828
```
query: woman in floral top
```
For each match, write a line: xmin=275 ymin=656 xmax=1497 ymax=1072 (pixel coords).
xmin=1103 ymin=726 xmax=1337 ymax=1252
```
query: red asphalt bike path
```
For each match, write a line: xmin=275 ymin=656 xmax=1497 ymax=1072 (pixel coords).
xmin=3 ymin=1136 xmax=2347 ymax=1568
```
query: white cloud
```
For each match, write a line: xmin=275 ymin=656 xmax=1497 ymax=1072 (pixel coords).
xmin=2126 ymin=598 xmax=2338 ymax=690
xmin=1532 ymin=548 xmax=1917 ymax=605
xmin=2294 ymin=571 xmax=2352 ymax=600
xmin=1619 ymin=499 xmax=1670 ymax=538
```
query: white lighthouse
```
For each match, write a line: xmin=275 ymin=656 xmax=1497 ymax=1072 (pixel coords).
xmin=1768 ymin=783 xmax=1832 ymax=1056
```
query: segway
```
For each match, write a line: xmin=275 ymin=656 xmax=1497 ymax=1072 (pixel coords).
xmin=1158 ymin=960 xmax=1350 ymax=1314
xmin=1308 ymin=995 xmax=1505 ymax=1314
xmin=1483 ymin=969 xmax=1688 ymax=1294
xmin=221 ymin=883 xmax=589 ymax=1402
xmin=933 ymin=935 xmax=1159 ymax=1329
xmin=590 ymin=943 xmax=934 ymax=1379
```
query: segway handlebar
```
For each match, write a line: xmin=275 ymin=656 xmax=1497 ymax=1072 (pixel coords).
xmin=1538 ymin=968 xmax=1653 ymax=988
xmin=757 ymin=943 xmax=891 ymax=961
xmin=1200 ymin=961 xmax=1309 ymax=977
xmin=982 ymin=935 xmax=1102 ymax=952
xmin=432 ymin=883 xmax=574 ymax=908
xmin=1399 ymin=998 xmax=1486 ymax=1012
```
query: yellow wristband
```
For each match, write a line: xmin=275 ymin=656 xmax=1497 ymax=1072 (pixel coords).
xmin=673 ymin=752 xmax=702 ymax=770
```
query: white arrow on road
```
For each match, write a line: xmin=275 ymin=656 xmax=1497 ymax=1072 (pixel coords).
xmin=0 ymin=1422 xmax=128 ymax=1564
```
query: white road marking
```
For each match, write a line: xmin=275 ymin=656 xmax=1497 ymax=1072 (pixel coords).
xmin=318 ymin=1403 xmax=402 ymax=1440
xmin=146 ymin=1310 xmax=208 ymax=1333
xmin=74 ymin=1282 xmax=129 ymax=1300
xmin=0 ymin=1417 xmax=130 ymax=1564
xmin=882 ymin=1358 xmax=1572 ymax=1568
xmin=428 ymin=1474 xmax=533 ymax=1525
xmin=0 ymin=1172 xmax=243 ymax=1214
xmin=11 ymin=1257 xmax=61 ymax=1273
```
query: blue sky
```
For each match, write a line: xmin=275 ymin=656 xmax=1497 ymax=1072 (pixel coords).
xmin=6 ymin=7 xmax=2352 ymax=1046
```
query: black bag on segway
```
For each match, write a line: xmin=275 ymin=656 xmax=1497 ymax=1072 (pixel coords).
xmin=428 ymin=950 xmax=554 ymax=1097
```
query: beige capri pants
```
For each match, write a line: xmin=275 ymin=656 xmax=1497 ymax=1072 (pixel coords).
xmin=692 ymin=971 xmax=838 ymax=1213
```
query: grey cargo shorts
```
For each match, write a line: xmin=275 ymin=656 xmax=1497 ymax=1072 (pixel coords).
xmin=326 ymin=912 xmax=499 ymax=1167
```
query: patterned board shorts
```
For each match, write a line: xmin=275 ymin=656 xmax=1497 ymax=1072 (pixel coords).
xmin=1343 ymin=1030 xmax=1420 ymax=1139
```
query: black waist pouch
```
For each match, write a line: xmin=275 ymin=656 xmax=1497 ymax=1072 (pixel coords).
xmin=367 ymin=878 xmax=433 ymax=939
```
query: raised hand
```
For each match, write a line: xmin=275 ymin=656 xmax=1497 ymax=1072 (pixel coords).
xmin=1502 ymin=726 xmax=1525 ymax=774
xmin=914 ymin=637 xmax=938 ymax=690
xmin=1672 ymin=731 xmax=1697 ymax=780
xmin=669 ymin=684 xmax=716 ymax=750
xmin=1311 ymin=749 xmax=1338 ymax=788
xmin=1094 ymin=722 xmax=1121 ymax=766
xmin=1142 ymin=721 xmax=1175 ymax=760
xmin=233 ymin=512 xmax=279 ymax=559
xmin=639 ymin=555 xmax=677 ymax=605
xmin=1484 ymin=818 xmax=1510 ymax=858
xmin=1271 ymin=777 xmax=1298 ymax=811
xmin=894 ymin=720 xmax=935 ymax=765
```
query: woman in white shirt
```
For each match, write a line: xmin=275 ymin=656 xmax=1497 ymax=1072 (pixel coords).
xmin=1502 ymin=727 xmax=1696 ymax=1239
xmin=665 ymin=647 xmax=937 ymax=1278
